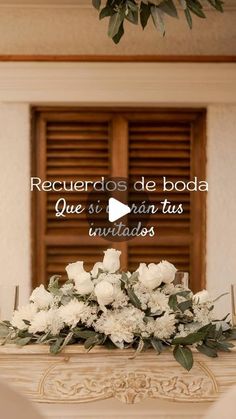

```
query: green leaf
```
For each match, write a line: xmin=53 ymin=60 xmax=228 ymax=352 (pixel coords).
xmin=50 ymin=337 xmax=64 ymax=354
xmin=73 ymin=329 xmax=98 ymax=339
xmin=215 ymin=341 xmax=234 ymax=352
xmin=113 ymin=22 xmax=125 ymax=44
xmin=158 ymin=0 xmax=178 ymax=18
xmin=140 ymin=2 xmax=151 ymax=29
xmin=15 ymin=336 xmax=32 ymax=346
xmin=0 ymin=323 xmax=10 ymax=338
xmin=184 ymin=8 xmax=192 ymax=28
xmin=168 ymin=294 xmax=178 ymax=310
xmin=84 ymin=333 xmax=105 ymax=351
xmin=172 ymin=329 xmax=208 ymax=345
xmin=125 ymin=9 xmax=139 ymax=24
xmin=196 ymin=344 xmax=218 ymax=357
xmin=92 ymin=0 xmax=101 ymax=10
xmin=126 ymin=287 xmax=142 ymax=309
xmin=151 ymin=6 xmax=165 ymax=35
xmin=187 ymin=1 xmax=206 ymax=18
xmin=173 ymin=345 xmax=193 ymax=371
xmin=99 ymin=6 xmax=113 ymax=20
xmin=178 ymin=300 xmax=192 ymax=313
xmin=108 ymin=11 xmax=124 ymax=38
xmin=151 ymin=338 xmax=164 ymax=354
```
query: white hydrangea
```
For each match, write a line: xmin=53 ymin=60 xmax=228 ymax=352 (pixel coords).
xmin=60 ymin=283 xmax=74 ymax=295
xmin=11 ymin=304 xmax=38 ymax=330
xmin=30 ymin=284 xmax=54 ymax=310
xmin=152 ymin=312 xmax=176 ymax=340
xmin=59 ymin=299 xmax=96 ymax=328
xmin=94 ymin=306 xmax=145 ymax=348
xmin=192 ymin=303 xmax=213 ymax=326
xmin=29 ymin=309 xmax=64 ymax=335
xmin=148 ymin=291 xmax=169 ymax=314
xmin=111 ymin=286 xmax=129 ymax=309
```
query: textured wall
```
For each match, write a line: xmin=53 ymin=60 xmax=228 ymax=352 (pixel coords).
xmin=0 ymin=104 xmax=31 ymax=318
xmin=207 ymin=105 xmax=236 ymax=317
xmin=0 ymin=5 xmax=235 ymax=55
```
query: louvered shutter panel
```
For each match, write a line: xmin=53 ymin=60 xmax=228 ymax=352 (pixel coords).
xmin=32 ymin=112 xmax=113 ymax=285
xmin=126 ymin=111 xmax=206 ymax=291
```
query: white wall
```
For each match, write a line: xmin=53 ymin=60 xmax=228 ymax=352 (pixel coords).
xmin=0 ymin=103 xmax=31 ymax=318
xmin=207 ymin=105 xmax=236 ymax=316
xmin=0 ymin=102 xmax=236 ymax=319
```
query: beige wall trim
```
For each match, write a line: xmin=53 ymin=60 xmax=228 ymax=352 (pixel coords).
xmin=0 ymin=62 xmax=235 ymax=104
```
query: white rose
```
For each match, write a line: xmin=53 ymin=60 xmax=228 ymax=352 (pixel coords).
xmin=74 ymin=272 xmax=94 ymax=295
xmin=158 ymin=260 xmax=177 ymax=284
xmin=137 ymin=263 xmax=162 ymax=290
xmin=65 ymin=261 xmax=85 ymax=280
xmin=94 ymin=280 xmax=114 ymax=307
xmin=193 ymin=289 xmax=210 ymax=304
xmin=30 ymin=284 xmax=53 ymax=309
xmin=103 ymin=249 xmax=121 ymax=273
xmin=91 ymin=262 xmax=104 ymax=278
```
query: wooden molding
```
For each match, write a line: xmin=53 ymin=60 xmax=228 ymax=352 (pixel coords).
xmin=0 ymin=55 xmax=235 ymax=63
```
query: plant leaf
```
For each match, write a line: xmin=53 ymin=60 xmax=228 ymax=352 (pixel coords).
xmin=140 ymin=1 xmax=151 ymax=28
xmin=99 ymin=6 xmax=113 ymax=19
xmin=187 ymin=1 xmax=206 ymax=18
xmin=158 ymin=0 xmax=178 ymax=18
xmin=50 ymin=337 xmax=64 ymax=354
xmin=151 ymin=5 xmax=165 ymax=35
xmin=184 ymin=8 xmax=192 ymax=28
xmin=151 ymin=337 xmax=164 ymax=353
xmin=126 ymin=287 xmax=142 ymax=309
xmin=113 ymin=22 xmax=125 ymax=44
xmin=196 ymin=344 xmax=218 ymax=357
xmin=108 ymin=11 xmax=124 ymax=38
xmin=0 ymin=323 xmax=10 ymax=338
xmin=92 ymin=0 xmax=101 ymax=10
xmin=173 ymin=345 xmax=193 ymax=370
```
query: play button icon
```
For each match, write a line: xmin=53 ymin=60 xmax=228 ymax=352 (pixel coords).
xmin=108 ymin=198 xmax=131 ymax=222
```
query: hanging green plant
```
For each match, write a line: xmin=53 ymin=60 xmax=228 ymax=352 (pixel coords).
xmin=92 ymin=0 xmax=224 ymax=43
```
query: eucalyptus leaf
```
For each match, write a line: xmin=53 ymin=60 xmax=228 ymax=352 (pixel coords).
xmin=15 ymin=336 xmax=32 ymax=346
xmin=196 ymin=344 xmax=218 ymax=357
xmin=151 ymin=337 xmax=164 ymax=353
xmin=50 ymin=337 xmax=64 ymax=354
xmin=126 ymin=287 xmax=142 ymax=309
xmin=0 ymin=323 xmax=10 ymax=338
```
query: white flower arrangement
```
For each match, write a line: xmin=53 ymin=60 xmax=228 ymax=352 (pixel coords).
xmin=0 ymin=249 xmax=235 ymax=371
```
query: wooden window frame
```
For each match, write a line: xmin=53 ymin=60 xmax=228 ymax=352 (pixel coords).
xmin=31 ymin=107 xmax=206 ymax=293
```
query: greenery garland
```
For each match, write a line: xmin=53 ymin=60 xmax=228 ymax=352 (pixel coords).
xmin=92 ymin=0 xmax=224 ymax=43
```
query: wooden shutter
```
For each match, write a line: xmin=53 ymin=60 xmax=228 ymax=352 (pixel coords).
xmin=126 ymin=111 xmax=206 ymax=291
xmin=32 ymin=108 xmax=206 ymax=292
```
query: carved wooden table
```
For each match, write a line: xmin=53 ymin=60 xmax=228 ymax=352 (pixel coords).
xmin=0 ymin=345 xmax=235 ymax=419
